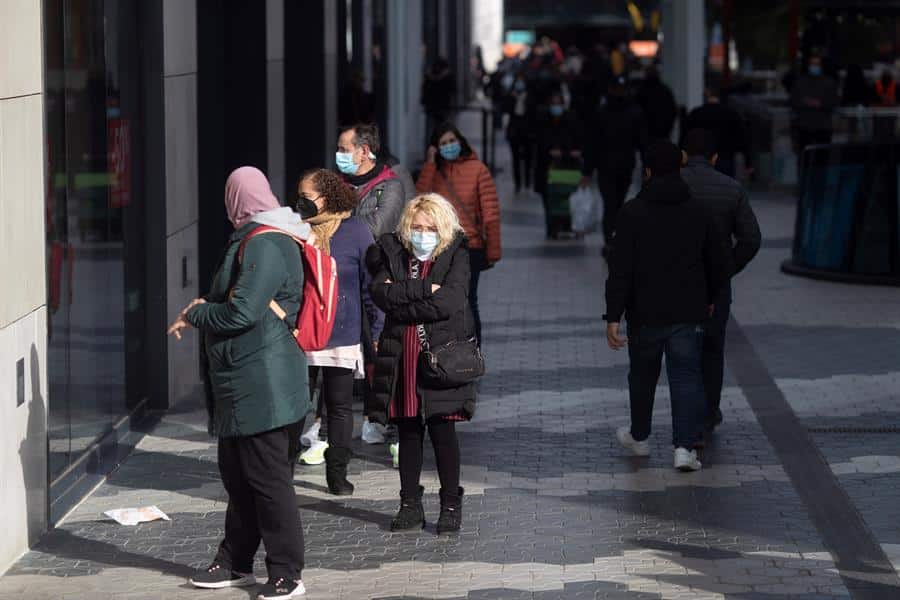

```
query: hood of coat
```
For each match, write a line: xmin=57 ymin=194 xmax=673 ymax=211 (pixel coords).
xmin=250 ymin=206 xmax=312 ymax=239
xmin=641 ymin=173 xmax=692 ymax=206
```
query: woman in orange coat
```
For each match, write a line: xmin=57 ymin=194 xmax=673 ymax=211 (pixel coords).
xmin=416 ymin=122 xmax=501 ymax=344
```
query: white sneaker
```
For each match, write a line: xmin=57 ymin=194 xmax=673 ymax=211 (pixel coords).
xmin=299 ymin=440 xmax=328 ymax=465
xmin=361 ymin=421 xmax=386 ymax=444
xmin=673 ymin=447 xmax=702 ymax=472
xmin=299 ymin=422 xmax=320 ymax=447
xmin=257 ymin=578 xmax=305 ymax=599
xmin=389 ymin=442 xmax=399 ymax=468
xmin=616 ymin=426 xmax=650 ymax=456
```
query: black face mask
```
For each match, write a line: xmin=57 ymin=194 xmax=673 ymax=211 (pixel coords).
xmin=295 ymin=196 xmax=319 ymax=219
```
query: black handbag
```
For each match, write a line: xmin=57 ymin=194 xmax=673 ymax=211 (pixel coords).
xmin=417 ymin=335 xmax=485 ymax=389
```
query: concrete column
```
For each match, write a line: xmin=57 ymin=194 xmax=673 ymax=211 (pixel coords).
xmin=162 ymin=0 xmax=200 ymax=407
xmin=267 ymin=0 xmax=286 ymax=199
xmin=324 ymin=1 xmax=339 ymax=167
xmin=660 ymin=0 xmax=705 ymax=113
xmin=386 ymin=0 xmax=424 ymax=166
xmin=0 ymin=0 xmax=49 ymax=573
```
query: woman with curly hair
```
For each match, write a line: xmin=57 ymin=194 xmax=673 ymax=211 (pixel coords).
xmin=297 ymin=168 xmax=384 ymax=495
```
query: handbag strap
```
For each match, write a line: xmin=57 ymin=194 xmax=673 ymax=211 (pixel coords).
xmin=409 ymin=259 xmax=431 ymax=351
xmin=410 ymin=257 xmax=471 ymax=353
xmin=438 ymin=170 xmax=486 ymax=245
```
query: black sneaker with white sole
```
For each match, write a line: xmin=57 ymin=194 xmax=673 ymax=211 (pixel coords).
xmin=189 ymin=563 xmax=256 ymax=589
xmin=257 ymin=577 xmax=306 ymax=599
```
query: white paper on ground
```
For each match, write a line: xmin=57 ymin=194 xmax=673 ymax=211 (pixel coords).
xmin=103 ymin=506 xmax=171 ymax=526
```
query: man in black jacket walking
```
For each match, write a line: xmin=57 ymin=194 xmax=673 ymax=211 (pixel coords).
xmin=581 ymin=77 xmax=648 ymax=255
xmin=680 ymin=129 xmax=761 ymax=431
xmin=605 ymin=141 xmax=732 ymax=472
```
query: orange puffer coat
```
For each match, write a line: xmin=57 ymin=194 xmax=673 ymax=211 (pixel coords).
xmin=415 ymin=154 xmax=502 ymax=264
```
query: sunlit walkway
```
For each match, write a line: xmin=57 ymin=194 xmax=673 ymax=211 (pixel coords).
xmin=3 ymin=122 xmax=900 ymax=599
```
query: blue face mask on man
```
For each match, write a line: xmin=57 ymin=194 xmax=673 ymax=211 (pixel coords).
xmin=409 ymin=231 xmax=439 ymax=258
xmin=335 ymin=151 xmax=359 ymax=175
xmin=439 ymin=141 xmax=462 ymax=161
xmin=549 ymin=104 xmax=565 ymax=118
xmin=809 ymin=64 xmax=823 ymax=77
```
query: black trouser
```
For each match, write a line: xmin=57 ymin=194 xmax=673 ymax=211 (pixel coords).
xmin=308 ymin=366 xmax=354 ymax=449
xmin=468 ymin=248 xmax=487 ymax=344
xmin=598 ymin=167 xmax=633 ymax=245
xmin=702 ymin=298 xmax=731 ymax=423
xmin=360 ymin=308 xmax=377 ymax=418
xmin=397 ymin=418 xmax=460 ymax=498
xmin=508 ymin=133 xmax=534 ymax=190
xmin=215 ymin=421 xmax=304 ymax=580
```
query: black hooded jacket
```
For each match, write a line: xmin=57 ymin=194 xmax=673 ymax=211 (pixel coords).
xmin=605 ymin=174 xmax=733 ymax=327
xmin=365 ymin=232 xmax=476 ymax=424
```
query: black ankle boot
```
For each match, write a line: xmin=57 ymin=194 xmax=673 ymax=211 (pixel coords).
xmin=324 ymin=447 xmax=354 ymax=496
xmin=436 ymin=486 xmax=464 ymax=535
xmin=390 ymin=485 xmax=425 ymax=531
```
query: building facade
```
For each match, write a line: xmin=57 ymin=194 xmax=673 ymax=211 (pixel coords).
xmin=0 ymin=0 xmax=472 ymax=573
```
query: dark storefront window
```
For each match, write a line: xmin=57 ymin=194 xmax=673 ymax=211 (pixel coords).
xmin=44 ymin=0 xmax=148 ymax=482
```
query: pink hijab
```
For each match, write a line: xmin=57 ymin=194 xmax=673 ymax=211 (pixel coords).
xmin=224 ymin=166 xmax=280 ymax=228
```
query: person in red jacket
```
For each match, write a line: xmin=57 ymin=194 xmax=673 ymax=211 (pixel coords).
xmin=416 ymin=122 xmax=502 ymax=344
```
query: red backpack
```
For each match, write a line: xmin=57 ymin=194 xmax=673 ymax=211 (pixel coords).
xmin=238 ymin=226 xmax=338 ymax=352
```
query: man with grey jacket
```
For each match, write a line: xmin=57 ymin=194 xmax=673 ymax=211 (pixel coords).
xmin=680 ymin=129 xmax=761 ymax=432
xmin=336 ymin=123 xmax=406 ymax=237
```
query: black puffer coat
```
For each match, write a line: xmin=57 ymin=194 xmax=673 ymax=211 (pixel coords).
xmin=365 ymin=232 xmax=476 ymax=424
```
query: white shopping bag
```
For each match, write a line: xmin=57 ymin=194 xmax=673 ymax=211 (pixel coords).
xmin=569 ymin=185 xmax=600 ymax=233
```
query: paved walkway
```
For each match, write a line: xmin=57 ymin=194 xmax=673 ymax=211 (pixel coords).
xmin=3 ymin=129 xmax=900 ymax=598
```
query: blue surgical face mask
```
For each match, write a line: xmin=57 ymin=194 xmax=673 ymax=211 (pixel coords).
xmin=809 ymin=64 xmax=822 ymax=77
xmin=549 ymin=104 xmax=565 ymax=117
xmin=409 ymin=231 xmax=439 ymax=258
xmin=439 ymin=141 xmax=462 ymax=161
xmin=335 ymin=151 xmax=359 ymax=175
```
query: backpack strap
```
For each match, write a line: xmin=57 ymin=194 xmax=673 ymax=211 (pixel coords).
xmin=237 ymin=226 xmax=304 ymax=327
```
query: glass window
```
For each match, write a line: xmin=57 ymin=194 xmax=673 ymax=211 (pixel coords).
xmin=44 ymin=0 xmax=148 ymax=482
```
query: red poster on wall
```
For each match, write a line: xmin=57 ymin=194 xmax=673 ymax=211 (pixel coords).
xmin=108 ymin=118 xmax=131 ymax=208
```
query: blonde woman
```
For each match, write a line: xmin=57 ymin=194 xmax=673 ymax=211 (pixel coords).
xmin=366 ymin=194 xmax=476 ymax=535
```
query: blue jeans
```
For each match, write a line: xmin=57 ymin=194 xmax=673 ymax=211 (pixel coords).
xmin=627 ymin=323 xmax=705 ymax=448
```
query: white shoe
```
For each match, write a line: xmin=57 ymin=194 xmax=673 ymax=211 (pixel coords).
xmin=616 ymin=426 xmax=650 ymax=456
xmin=361 ymin=421 xmax=386 ymax=444
xmin=389 ymin=442 xmax=399 ymax=468
xmin=673 ymin=447 xmax=702 ymax=472
xmin=257 ymin=579 xmax=306 ymax=599
xmin=299 ymin=440 xmax=328 ymax=465
xmin=299 ymin=422 xmax=320 ymax=447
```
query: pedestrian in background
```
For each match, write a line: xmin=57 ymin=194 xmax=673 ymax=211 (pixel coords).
xmin=605 ymin=142 xmax=732 ymax=473
xmin=535 ymin=92 xmax=583 ymax=239
xmin=367 ymin=194 xmax=476 ymax=535
xmin=581 ymin=76 xmax=647 ymax=256
xmin=416 ymin=123 xmax=502 ymax=345
xmin=635 ymin=66 xmax=677 ymax=142
xmin=169 ymin=166 xmax=310 ymax=599
xmin=680 ymin=129 xmax=761 ymax=434
xmin=790 ymin=54 xmax=839 ymax=173
xmin=422 ymin=57 xmax=456 ymax=141
xmin=297 ymin=168 xmax=384 ymax=494
xmin=506 ymin=72 xmax=537 ymax=195
xmin=336 ymin=123 xmax=406 ymax=444
xmin=682 ymin=86 xmax=752 ymax=179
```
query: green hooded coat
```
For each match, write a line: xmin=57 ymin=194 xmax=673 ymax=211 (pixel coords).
xmin=187 ymin=224 xmax=310 ymax=437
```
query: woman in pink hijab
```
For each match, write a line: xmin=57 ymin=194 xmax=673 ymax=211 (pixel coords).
xmin=168 ymin=166 xmax=311 ymax=598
